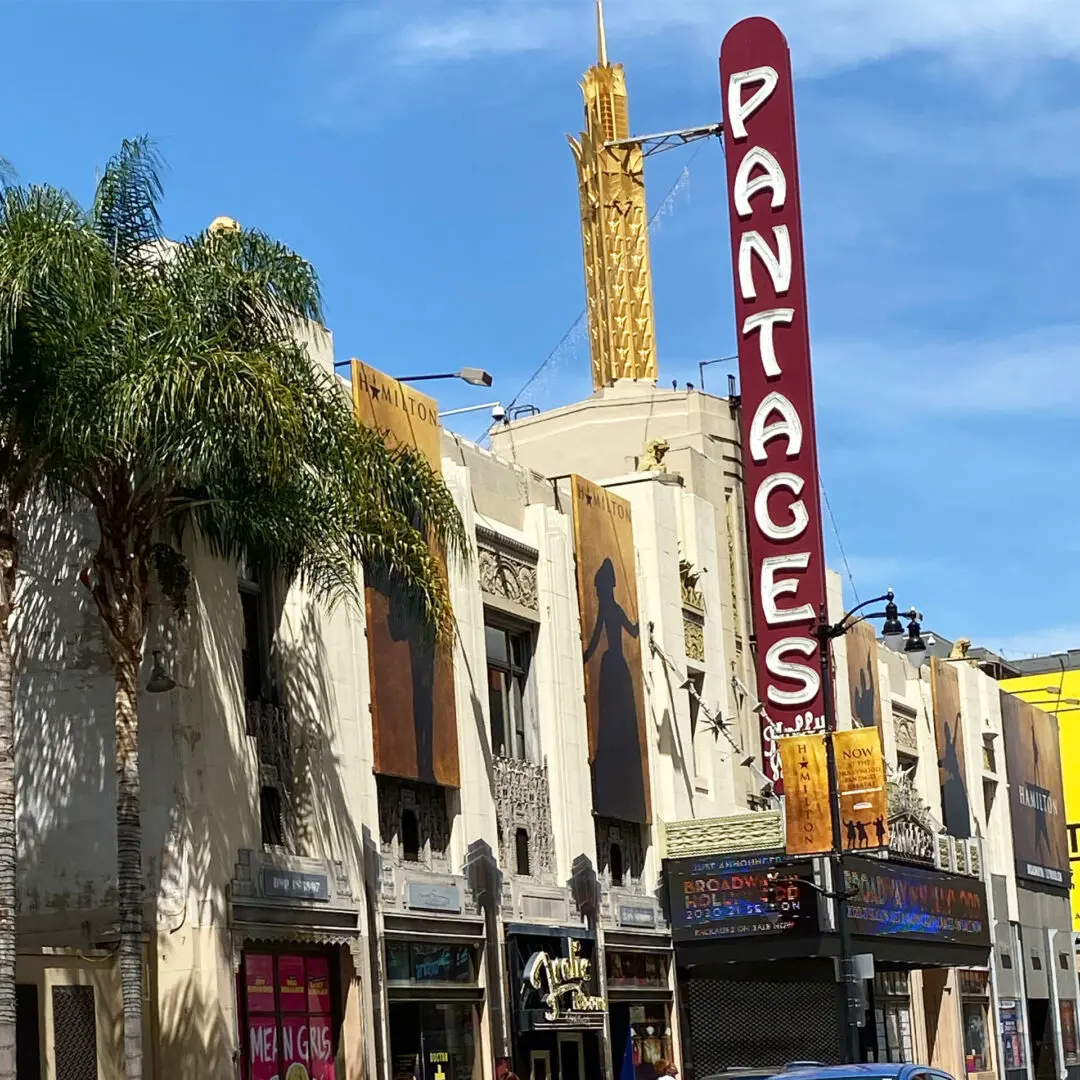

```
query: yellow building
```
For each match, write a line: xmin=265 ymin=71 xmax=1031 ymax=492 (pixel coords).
xmin=1001 ymin=666 xmax=1080 ymax=932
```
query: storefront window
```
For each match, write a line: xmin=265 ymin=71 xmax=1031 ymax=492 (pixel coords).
xmin=607 ymin=952 xmax=669 ymax=989
xmin=628 ymin=1005 xmax=673 ymax=1080
xmin=386 ymin=942 xmax=476 ymax=984
xmin=1060 ymin=1000 xmax=1079 ymax=1066
xmin=242 ymin=952 xmax=336 ymax=1080
xmin=999 ymin=1000 xmax=1025 ymax=1070
xmin=872 ymin=971 xmax=913 ymax=1063
xmin=963 ymin=1002 xmax=990 ymax=1073
xmin=389 ymin=1002 xmax=479 ymax=1080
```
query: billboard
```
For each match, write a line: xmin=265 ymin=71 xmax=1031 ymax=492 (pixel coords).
xmin=666 ymin=853 xmax=817 ymax=943
xmin=351 ymin=360 xmax=460 ymax=788
xmin=930 ymin=658 xmax=971 ymax=839
xmin=846 ymin=619 xmax=882 ymax=730
xmin=844 ymin=856 xmax=990 ymax=948
xmin=571 ymin=476 xmax=650 ymax=823
xmin=1001 ymin=690 xmax=1069 ymax=889
xmin=719 ymin=18 xmax=828 ymax=790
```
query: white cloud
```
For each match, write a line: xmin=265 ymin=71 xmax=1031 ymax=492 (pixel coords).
xmin=322 ymin=0 xmax=1080 ymax=75
xmin=812 ymin=325 xmax=1080 ymax=420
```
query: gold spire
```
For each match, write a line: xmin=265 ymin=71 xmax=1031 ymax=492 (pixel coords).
xmin=569 ymin=2 xmax=658 ymax=390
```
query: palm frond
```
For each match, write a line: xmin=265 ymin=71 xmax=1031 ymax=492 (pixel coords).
xmin=91 ymin=136 xmax=165 ymax=271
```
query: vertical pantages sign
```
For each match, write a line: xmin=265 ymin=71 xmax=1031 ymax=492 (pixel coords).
xmin=720 ymin=18 xmax=828 ymax=788
xmin=352 ymin=360 xmax=460 ymax=788
xmin=571 ymin=475 xmax=651 ymax=824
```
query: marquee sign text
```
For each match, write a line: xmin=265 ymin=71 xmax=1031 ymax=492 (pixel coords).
xmin=720 ymin=17 xmax=829 ymax=790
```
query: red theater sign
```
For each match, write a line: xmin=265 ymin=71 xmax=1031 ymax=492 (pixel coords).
xmin=720 ymin=18 xmax=828 ymax=789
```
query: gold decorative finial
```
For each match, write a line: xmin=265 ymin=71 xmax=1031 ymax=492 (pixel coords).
xmin=208 ymin=216 xmax=240 ymax=234
xmin=568 ymin=3 xmax=658 ymax=390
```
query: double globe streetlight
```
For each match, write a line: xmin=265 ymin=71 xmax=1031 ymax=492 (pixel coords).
xmin=765 ymin=588 xmax=927 ymax=1064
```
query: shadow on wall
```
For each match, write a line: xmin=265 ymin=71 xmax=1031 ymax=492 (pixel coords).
xmin=13 ymin=494 xmax=180 ymax=938
xmin=280 ymin=601 xmax=365 ymax=879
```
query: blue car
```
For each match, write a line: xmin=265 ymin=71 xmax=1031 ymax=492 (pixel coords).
xmin=701 ymin=1064 xmax=957 ymax=1080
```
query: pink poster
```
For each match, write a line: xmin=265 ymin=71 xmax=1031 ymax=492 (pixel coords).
xmin=246 ymin=955 xmax=276 ymax=1014
xmin=282 ymin=1014 xmax=311 ymax=1077
xmin=306 ymin=957 xmax=331 ymax=1015
xmin=279 ymin=955 xmax=307 ymax=1013
xmin=248 ymin=1018 xmax=279 ymax=1080
xmin=308 ymin=1015 xmax=335 ymax=1080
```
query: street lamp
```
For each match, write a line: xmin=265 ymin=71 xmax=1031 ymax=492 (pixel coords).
xmin=814 ymin=588 xmax=924 ymax=1064
xmin=697 ymin=354 xmax=738 ymax=391
xmin=397 ymin=367 xmax=493 ymax=388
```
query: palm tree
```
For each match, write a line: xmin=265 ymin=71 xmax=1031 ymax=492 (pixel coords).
xmin=0 ymin=138 xmax=464 ymax=1079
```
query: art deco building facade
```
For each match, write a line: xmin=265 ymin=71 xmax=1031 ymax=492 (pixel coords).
xmin=7 ymin=336 xmax=1077 ymax=1080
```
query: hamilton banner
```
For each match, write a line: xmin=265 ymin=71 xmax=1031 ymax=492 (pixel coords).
xmin=351 ymin=360 xmax=460 ymax=788
xmin=571 ymin=475 xmax=650 ymax=824
xmin=1001 ymin=691 xmax=1069 ymax=890
xmin=931 ymin=658 xmax=970 ymax=839
xmin=846 ymin=619 xmax=882 ymax=730
xmin=779 ymin=733 xmax=832 ymax=856
xmin=834 ymin=727 xmax=888 ymax=851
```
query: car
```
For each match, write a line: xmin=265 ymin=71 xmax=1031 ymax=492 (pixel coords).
xmin=700 ymin=1065 xmax=957 ymax=1080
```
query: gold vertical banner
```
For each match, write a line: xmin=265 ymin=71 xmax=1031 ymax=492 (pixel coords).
xmin=571 ymin=475 xmax=651 ymax=824
xmin=834 ymin=727 xmax=888 ymax=851
xmin=351 ymin=360 xmax=460 ymax=789
xmin=846 ymin=619 xmax=882 ymax=730
xmin=779 ymin=734 xmax=833 ymax=856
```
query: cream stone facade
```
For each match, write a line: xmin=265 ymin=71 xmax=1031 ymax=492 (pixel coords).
xmin=7 ymin=368 xmax=1075 ymax=1080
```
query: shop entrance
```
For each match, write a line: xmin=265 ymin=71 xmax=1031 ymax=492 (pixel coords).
xmin=388 ymin=1001 xmax=480 ymax=1080
xmin=239 ymin=949 xmax=339 ymax=1080
xmin=558 ymin=1034 xmax=585 ymax=1080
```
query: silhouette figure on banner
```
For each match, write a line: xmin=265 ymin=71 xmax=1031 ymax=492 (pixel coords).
xmin=874 ymin=816 xmax=887 ymax=847
xmin=387 ymin=591 xmax=436 ymax=784
xmin=1030 ymin=714 xmax=1052 ymax=858
xmin=853 ymin=666 xmax=876 ymax=728
xmin=844 ymin=819 xmax=857 ymax=847
xmin=583 ymin=557 xmax=645 ymax=822
xmin=855 ymin=821 xmax=869 ymax=848
xmin=938 ymin=715 xmax=971 ymax=839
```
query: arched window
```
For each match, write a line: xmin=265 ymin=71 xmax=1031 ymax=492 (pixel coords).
xmin=515 ymin=828 xmax=531 ymax=876
xmin=401 ymin=809 xmax=421 ymax=862
xmin=610 ymin=842 xmax=625 ymax=887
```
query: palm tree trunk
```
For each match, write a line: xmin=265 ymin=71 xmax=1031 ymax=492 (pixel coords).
xmin=0 ymin=527 xmax=17 ymax=1080
xmin=115 ymin=641 xmax=143 ymax=1079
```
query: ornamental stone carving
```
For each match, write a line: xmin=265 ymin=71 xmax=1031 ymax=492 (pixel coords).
xmin=493 ymin=757 xmax=555 ymax=882
xmin=683 ymin=615 xmax=705 ymax=662
xmin=595 ymin=817 xmax=646 ymax=897
xmin=478 ymin=544 xmax=538 ymax=611
xmin=377 ymin=777 xmax=451 ymax=874
xmin=892 ymin=706 xmax=918 ymax=754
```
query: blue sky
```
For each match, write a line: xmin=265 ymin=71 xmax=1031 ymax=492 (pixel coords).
xmin=4 ymin=0 xmax=1080 ymax=658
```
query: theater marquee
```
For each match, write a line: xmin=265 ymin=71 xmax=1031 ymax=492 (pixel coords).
xmin=720 ymin=18 xmax=830 ymax=789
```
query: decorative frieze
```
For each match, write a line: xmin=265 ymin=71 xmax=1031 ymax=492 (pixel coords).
xmin=477 ymin=543 xmax=539 ymax=611
xmin=662 ymin=810 xmax=784 ymax=858
xmin=493 ymin=757 xmax=556 ymax=882
xmin=683 ymin=615 xmax=705 ymax=663
xmin=892 ymin=702 xmax=918 ymax=754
